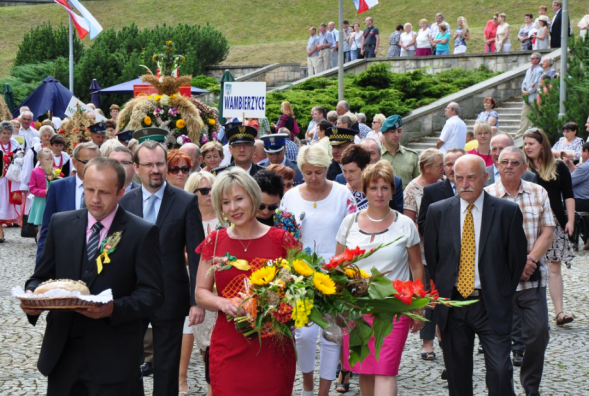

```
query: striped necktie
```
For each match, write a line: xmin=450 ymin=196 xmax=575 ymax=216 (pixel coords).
xmin=87 ymin=222 xmax=104 ymax=262
xmin=457 ymin=204 xmax=476 ymax=298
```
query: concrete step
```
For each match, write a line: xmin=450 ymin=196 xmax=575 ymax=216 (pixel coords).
xmin=499 ymin=102 xmax=525 ymax=108
xmin=465 ymin=119 xmax=520 ymax=126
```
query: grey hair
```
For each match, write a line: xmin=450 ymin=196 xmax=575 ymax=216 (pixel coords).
xmin=356 ymin=113 xmax=367 ymax=123
xmin=38 ymin=125 xmax=55 ymax=137
xmin=359 ymin=138 xmax=382 ymax=155
xmin=337 ymin=100 xmax=350 ymax=111
xmin=338 ymin=115 xmax=352 ymax=128
xmin=73 ymin=141 xmax=100 ymax=159
xmin=297 ymin=144 xmax=331 ymax=169
xmin=436 ymin=12 xmax=444 ymax=18
xmin=543 ymin=58 xmax=553 ymax=66
xmin=100 ymin=138 xmax=124 ymax=157
xmin=20 ymin=110 xmax=34 ymax=119
xmin=448 ymin=102 xmax=460 ymax=116
xmin=0 ymin=120 xmax=15 ymax=133
xmin=498 ymin=146 xmax=526 ymax=163
xmin=490 ymin=132 xmax=515 ymax=147
xmin=532 ymin=52 xmax=542 ymax=60
xmin=326 ymin=110 xmax=338 ymax=123
xmin=419 ymin=148 xmax=444 ymax=173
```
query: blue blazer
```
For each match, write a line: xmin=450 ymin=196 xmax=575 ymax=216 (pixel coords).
xmin=335 ymin=173 xmax=404 ymax=212
xmin=36 ymin=176 xmax=77 ymax=263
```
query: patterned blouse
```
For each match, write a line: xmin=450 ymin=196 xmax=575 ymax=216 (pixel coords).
xmin=476 ymin=110 xmax=499 ymax=127
xmin=387 ymin=32 xmax=401 ymax=57
xmin=552 ymin=136 xmax=585 ymax=161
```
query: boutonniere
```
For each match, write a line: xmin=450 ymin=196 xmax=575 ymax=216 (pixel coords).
xmin=207 ymin=253 xmax=250 ymax=275
xmin=96 ymin=231 xmax=123 ymax=274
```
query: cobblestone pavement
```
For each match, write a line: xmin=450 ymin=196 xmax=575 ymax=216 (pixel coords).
xmin=1 ymin=226 xmax=588 ymax=395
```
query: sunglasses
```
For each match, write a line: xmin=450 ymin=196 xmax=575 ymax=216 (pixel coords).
xmin=523 ymin=128 xmax=542 ymax=142
xmin=169 ymin=166 xmax=190 ymax=175
xmin=194 ymin=187 xmax=211 ymax=195
xmin=259 ymin=204 xmax=279 ymax=211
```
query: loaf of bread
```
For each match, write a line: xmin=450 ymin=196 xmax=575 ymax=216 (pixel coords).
xmin=33 ymin=279 xmax=90 ymax=295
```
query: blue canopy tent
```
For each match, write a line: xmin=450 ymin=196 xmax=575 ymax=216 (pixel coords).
xmin=93 ymin=77 xmax=209 ymax=96
xmin=11 ymin=76 xmax=73 ymax=119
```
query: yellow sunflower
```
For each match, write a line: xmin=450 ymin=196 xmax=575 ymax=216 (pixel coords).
xmin=250 ymin=266 xmax=277 ymax=286
xmin=292 ymin=259 xmax=314 ymax=277
xmin=143 ymin=116 xmax=152 ymax=126
xmin=313 ymin=272 xmax=336 ymax=295
xmin=176 ymin=119 xmax=186 ymax=129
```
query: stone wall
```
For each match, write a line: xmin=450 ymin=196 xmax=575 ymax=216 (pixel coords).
xmin=205 ymin=63 xmax=306 ymax=87
xmin=400 ymin=50 xmax=561 ymax=144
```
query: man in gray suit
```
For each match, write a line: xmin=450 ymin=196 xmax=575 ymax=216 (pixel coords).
xmin=486 ymin=133 xmax=537 ymax=187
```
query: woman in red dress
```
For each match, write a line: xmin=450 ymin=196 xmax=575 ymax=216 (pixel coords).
xmin=195 ymin=167 xmax=299 ymax=396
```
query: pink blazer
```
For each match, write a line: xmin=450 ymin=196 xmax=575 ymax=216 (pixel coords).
xmin=28 ymin=167 xmax=48 ymax=198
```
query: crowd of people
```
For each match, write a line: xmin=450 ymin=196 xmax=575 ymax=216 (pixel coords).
xmin=2 ymin=71 xmax=589 ymax=396
xmin=306 ymin=2 xmax=587 ymax=76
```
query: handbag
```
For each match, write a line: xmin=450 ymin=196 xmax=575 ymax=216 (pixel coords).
xmin=9 ymin=190 xmax=23 ymax=206
xmin=21 ymin=214 xmax=37 ymax=238
xmin=5 ymin=159 xmax=22 ymax=183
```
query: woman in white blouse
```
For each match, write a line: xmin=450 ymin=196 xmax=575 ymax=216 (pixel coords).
xmin=415 ymin=19 xmax=433 ymax=56
xmin=400 ymin=22 xmax=417 ymax=57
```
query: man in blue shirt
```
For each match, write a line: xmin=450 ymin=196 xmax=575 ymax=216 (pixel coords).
xmin=306 ymin=27 xmax=320 ymax=76
xmin=316 ymin=23 xmax=335 ymax=73
xmin=568 ymin=142 xmax=589 ymax=212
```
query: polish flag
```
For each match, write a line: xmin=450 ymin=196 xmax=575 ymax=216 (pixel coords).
xmin=353 ymin=0 xmax=378 ymax=14
xmin=69 ymin=0 xmax=103 ymax=40
xmin=53 ymin=0 xmax=89 ymax=39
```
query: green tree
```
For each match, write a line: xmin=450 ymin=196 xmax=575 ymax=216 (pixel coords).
xmin=14 ymin=23 xmax=84 ymax=67
xmin=529 ymin=35 xmax=589 ymax=142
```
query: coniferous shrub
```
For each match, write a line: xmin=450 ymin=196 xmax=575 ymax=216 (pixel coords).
xmin=14 ymin=23 xmax=84 ymax=67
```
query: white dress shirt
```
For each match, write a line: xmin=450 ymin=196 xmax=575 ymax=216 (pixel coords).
xmin=17 ymin=127 xmax=39 ymax=152
xmin=459 ymin=193 xmax=484 ymax=289
xmin=439 ymin=115 xmax=467 ymax=153
xmin=75 ymin=175 xmax=84 ymax=209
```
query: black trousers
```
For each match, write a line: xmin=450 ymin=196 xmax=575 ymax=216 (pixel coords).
xmin=48 ymin=338 xmax=135 ymax=396
xmin=575 ymin=198 xmax=589 ymax=212
xmin=142 ymin=317 xmax=185 ymax=396
xmin=513 ymin=287 xmax=550 ymax=394
xmin=441 ymin=291 xmax=515 ymax=396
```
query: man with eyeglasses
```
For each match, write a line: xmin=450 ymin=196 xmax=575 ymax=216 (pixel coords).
xmin=179 ymin=142 xmax=202 ymax=173
xmin=485 ymin=133 xmax=537 ymax=186
xmin=211 ymin=124 xmax=264 ymax=177
xmin=36 ymin=142 xmax=101 ymax=263
xmin=516 ymin=53 xmax=543 ymax=139
xmin=108 ymin=146 xmax=140 ymax=193
xmin=119 ymin=132 xmax=205 ymax=396
xmin=485 ymin=146 xmax=554 ymax=396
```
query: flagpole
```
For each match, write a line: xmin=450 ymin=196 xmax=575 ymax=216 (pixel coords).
xmin=68 ymin=1 xmax=74 ymax=94
xmin=337 ymin=0 xmax=344 ymax=101
xmin=558 ymin=0 xmax=568 ymax=119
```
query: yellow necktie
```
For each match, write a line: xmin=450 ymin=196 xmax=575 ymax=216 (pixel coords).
xmin=457 ymin=204 xmax=475 ymax=298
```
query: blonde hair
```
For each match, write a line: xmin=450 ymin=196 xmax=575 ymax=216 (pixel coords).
xmin=100 ymin=138 xmax=124 ymax=157
xmin=499 ymin=13 xmax=507 ymax=20
xmin=457 ymin=16 xmax=469 ymax=32
xmin=37 ymin=148 xmax=54 ymax=176
xmin=281 ymin=101 xmax=295 ymax=118
xmin=523 ymin=128 xmax=557 ymax=181
xmin=185 ymin=171 xmax=215 ymax=195
xmin=474 ymin=122 xmax=493 ymax=138
xmin=373 ymin=113 xmax=386 ymax=124
xmin=419 ymin=19 xmax=428 ymax=27
xmin=361 ymin=160 xmax=396 ymax=195
xmin=201 ymin=141 xmax=224 ymax=159
xmin=418 ymin=148 xmax=443 ymax=173
xmin=297 ymin=144 xmax=331 ymax=169
xmin=211 ymin=167 xmax=261 ymax=226
xmin=404 ymin=22 xmax=412 ymax=29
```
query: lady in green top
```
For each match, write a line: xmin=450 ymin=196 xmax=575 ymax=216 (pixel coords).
xmin=433 ymin=24 xmax=450 ymax=55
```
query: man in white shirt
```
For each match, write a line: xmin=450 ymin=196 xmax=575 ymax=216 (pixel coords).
xmin=17 ymin=111 xmax=39 ymax=152
xmin=328 ymin=21 xmax=339 ymax=69
xmin=437 ymin=102 xmax=467 ymax=153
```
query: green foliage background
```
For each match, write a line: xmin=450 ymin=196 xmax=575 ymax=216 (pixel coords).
xmin=266 ymin=64 xmax=499 ymax=129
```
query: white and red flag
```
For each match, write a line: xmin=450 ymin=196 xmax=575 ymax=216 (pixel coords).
xmin=69 ymin=0 xmax=103 ymax=39
xmin=53 ymin=0 xmax=89 ymax=39
xmin=353 ymin=0 xmax=378 ymax=14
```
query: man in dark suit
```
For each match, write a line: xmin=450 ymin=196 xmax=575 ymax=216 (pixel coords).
xmin=325 ymin=126 xmax=355 ymax=181
xmin=258 ymin=133 xmax=304 ymax=185
xmin=485 ymin=133 xmax=537 ymax=187
xmin=424 ymin=154 xmax=527 ymax=396
xmin=22 ymin=157 xmax=163 ymax=395
xmin=212 ymin=125 xmax=264 ymax=177
xmin=37 ymin=142 xmax=100 ymax=263
xmin=119 ymin=137 xmax=205 ymax=396
xmin=550 ymin=1 xmax=570 ymax=49
xmin=109 ymin=146 xmax=141 ymax=193
xmin=418 ymin=148 xmax=464 ymax=236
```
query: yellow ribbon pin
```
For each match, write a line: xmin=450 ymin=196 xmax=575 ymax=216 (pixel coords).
xmin=230 ymin=259 xmax=251 ymax=271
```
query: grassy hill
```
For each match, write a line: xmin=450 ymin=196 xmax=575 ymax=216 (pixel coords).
xmin=0 ymin=0 xmax=586 ymax=78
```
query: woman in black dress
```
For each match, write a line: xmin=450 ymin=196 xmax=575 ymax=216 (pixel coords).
xmin=523 ymin=128 xmax=575 ymax=326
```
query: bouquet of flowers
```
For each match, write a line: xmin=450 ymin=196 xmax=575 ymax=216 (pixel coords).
xmin=219 ymin=244 xmax=476 ymax=366
xmin=47 ymin=168 xmax=64 ymax=182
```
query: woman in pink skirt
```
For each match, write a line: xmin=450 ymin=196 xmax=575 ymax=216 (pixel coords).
xmin=335 ymin=160 xmax=425 ymax=396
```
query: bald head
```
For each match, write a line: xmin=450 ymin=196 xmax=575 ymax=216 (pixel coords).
xmin=359 ymin=138 xmax=382 ymax=164
xmin=454 ymin=154 xmax=488 ymax=204
xmin=490 ymin=133 xmax=515 ymax=166
xmin=179 ymin=143 xmax=202 ymax=172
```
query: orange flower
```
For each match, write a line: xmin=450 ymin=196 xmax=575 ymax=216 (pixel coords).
xmin=176 ymin=119 xmax=186 ymax=129
xmin=143 ymin=116 xmax=152 ymax=126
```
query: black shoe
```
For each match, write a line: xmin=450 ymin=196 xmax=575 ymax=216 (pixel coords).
xmin=513 ymin=351 xmax=524 ymax=367
xmin=140 ymin=362 xmax=153 ymax=377
xmin=441 ymin=369 xmax=448 ymax=380
xmin=478 ymin=344 xmax=484 ymax=354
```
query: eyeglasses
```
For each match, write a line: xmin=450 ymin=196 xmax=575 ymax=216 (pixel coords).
xmin=499 ymin=160 xmax=522 ymax=166
xmin=120 ymin=161 xmax=134 ymax=165
xmin=74 ymin=158 xmax=89 ymax=164
xmin=138 ymin=162 xmax=166 ymax=169
xmin=259 ymin=204 xmax=279 ymax=211
xmin=169 ymin=166 xmax=190 ymax=175
xmin=194 ymin=187 xmax=211 ymax=195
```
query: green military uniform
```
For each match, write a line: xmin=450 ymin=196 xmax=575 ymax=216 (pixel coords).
xmin=381 ymin=144 xmax=419 ymax=189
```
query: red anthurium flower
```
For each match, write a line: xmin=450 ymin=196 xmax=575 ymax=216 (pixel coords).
xmin=392 ymin=280 xmax=414 ymax=305
xmin=324 ymin=246 xmax=366 ymax=269
xmin=411 ymin=279 xmax=428 ymax=298
xmin=428 ymin=279 xmax=439 ymax=299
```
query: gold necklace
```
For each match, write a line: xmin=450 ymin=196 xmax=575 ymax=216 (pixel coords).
xmin=237 ymin=238 xmax=253 ymax=252
xmin=311 ymin=183 xmax=327 ymax=209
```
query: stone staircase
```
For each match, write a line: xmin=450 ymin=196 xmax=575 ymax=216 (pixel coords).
xmin=405 ymin=98 xmax=524 ymax=155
